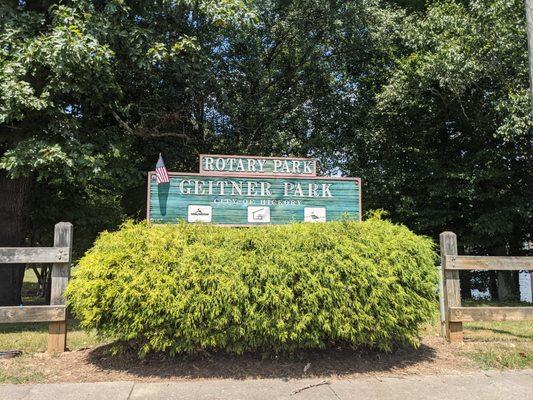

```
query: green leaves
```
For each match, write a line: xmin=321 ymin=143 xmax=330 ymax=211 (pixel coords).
xmin=1 ymin=0 xmax=529 ymax=292
xmin=0 ymin=4 xmax=116 ymax=125
xmin=346 ymin=0 xmax=532 ymax=253
xmin=0 ymin=0 xmax=253 ymax=257
xmin=67 ymin=219 xmax=438 ymax=356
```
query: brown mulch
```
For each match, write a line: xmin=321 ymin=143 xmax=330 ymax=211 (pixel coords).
xmin=0 ymin=336 xmax=477 ymax=383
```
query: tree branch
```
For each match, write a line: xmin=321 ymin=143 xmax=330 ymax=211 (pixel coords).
xmin=111 ymin=110 xmax=190 ymax=140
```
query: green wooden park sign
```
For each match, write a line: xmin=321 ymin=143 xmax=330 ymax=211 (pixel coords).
xmin=147 ymin=155 xmax=361 ymax=225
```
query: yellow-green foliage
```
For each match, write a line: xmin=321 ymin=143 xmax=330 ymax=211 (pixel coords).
xmin=67 ymin=219 xmax=438 ymax=356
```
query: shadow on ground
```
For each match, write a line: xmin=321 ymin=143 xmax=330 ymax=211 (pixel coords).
xmin=87 ymin=343 xmax=437 ymax=380
xmin=466 ymin=326 xmax=533 ymax=341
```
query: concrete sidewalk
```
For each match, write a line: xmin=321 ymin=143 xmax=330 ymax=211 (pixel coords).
xmin=2 ymin=370 xmax=532 ymax=400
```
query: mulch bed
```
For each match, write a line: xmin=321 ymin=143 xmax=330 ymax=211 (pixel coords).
xmin=0 ymin=336 xmax=476 ymax=383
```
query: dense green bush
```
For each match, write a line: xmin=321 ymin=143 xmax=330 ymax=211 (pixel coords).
xmin=67 ymin=218 xmax=438 ymax=356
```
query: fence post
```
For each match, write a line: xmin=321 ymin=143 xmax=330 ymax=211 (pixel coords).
xmin=437 ymin=264 xmax=446 ymax=337
xmin=439 ymin=231 xmax=463 ymax=342
xmin=48 ymin=222 xmax=73 ymax=354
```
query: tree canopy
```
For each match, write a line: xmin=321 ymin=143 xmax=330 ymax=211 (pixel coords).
xmin=0 ymin=0 xmax=531 ymax=304
xmin=344 ymin=0 xmax=532 ymax=253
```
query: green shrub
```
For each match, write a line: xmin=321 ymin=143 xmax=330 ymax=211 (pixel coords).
xmin=67 ymin=218 xmax=438 ymax=356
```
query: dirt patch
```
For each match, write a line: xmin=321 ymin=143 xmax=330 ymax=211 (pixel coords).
xmin=0 ymin=336 xmax=477 ymax=383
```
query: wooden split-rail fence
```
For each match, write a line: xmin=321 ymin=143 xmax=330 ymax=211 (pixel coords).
xmin=0 ymin=222 xmax=72 ymax=354
xmin=1 ymin=225 xmax=531 ymax=351
xmin=440 ymin=231 xmax=533 ymax=342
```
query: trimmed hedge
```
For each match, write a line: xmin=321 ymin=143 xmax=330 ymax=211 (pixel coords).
xmin=67 ymin=218 xmax=438 ymax=356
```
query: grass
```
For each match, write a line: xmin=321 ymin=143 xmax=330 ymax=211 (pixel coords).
xmin=459 ymin=299 xmax=533 ymax=369
xmin=0 ymin=269 xmax=104 ymax=354
xmin=463 ymin=299 xmax=531 ymax=308
xmin=465 ymin=341 xmax=533 ymax=369
xmin=0 ymin=270 xmax=106 ymax=384
xmin=0 ymin=366 xmax=46 ymax=384
xmin=0 ymin=319 xmax=102 ymax=384
xmin=21 ymin=267 xmax=44 ymax=306
xmin=0 ymin=320 xmax=102 ymax=354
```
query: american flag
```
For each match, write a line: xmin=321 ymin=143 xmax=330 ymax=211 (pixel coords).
xmin=155 ymin=154 xmax=170 ymax=184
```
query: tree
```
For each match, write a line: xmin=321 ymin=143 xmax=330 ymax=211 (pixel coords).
xmin=205 ymin=0 xmax=406 ymax=165
xmin=0 ymin=0 xmax=251 ymax=305
xmin=342 ymin=0 xmax=532 ymax=298
xmin=2 ymin=0 xmax=531 ymax=305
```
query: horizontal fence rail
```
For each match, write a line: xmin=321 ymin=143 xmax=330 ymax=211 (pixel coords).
xmin=449 ymin=307 xmax=533 ymax=322
xmin=0 ymin=222 xmax=73 ymax=354
xmin=440 ymin=231 xmax=533 ymax=343
xmin=445 ymin=255 xmax=533 ymax=271
xmin=0 ymin=247 xmax=70 ymax=264
xmin=0 ymin=306 xmax=66 ymax=323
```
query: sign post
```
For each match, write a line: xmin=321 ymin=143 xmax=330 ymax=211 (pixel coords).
xmin=147 ymin=155 xmax=361 ymax=225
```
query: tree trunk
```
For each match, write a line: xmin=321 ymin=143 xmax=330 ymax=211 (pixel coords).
xmin=460 ymin=271 xmax=473 ymax=300
xmin=491 ymin=244 xmax=520 ymax=301
xmin=0 ymin=173 xmax=30 ymax=306
xmin=497 ymin=271 xmax=520 ymax=301
xmin=489 ymin=271 xmax=499 ymax=300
